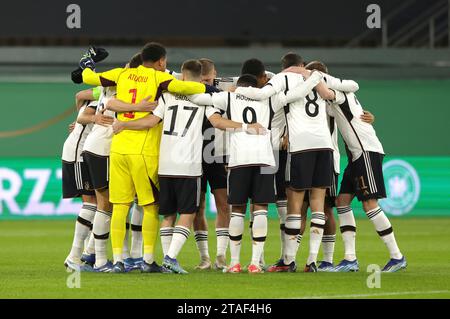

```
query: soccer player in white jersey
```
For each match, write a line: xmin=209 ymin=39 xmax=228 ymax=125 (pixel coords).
xmin=311 ymin=62 xmax=406 ymax=273
xmin=76 ymin=86 xmax=116 ymax=272
xmin=282 ymin=61 xmax=376 ymax=272
xmin=238 ymin=58 xmax=282 ymax=269
xmin=63 ymin=90 xmax=99 ymax=271
xmin=111 ymin=60 xmax=258 ymax=274
xmin=235 ymin=66 xmax=337 ymax=272
xmin=185 ymin=58 xmax=230 ymax=270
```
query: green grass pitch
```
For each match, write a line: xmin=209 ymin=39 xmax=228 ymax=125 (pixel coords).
xmin=0 ymin=217 xmax=449 ymax=299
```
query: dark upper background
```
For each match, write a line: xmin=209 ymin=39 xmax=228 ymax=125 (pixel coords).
xmin=0 ymin=0 xmax=443 ymax=47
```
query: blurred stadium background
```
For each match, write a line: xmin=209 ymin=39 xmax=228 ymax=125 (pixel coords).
xmin=1 ymin=0 xmax=449 ymax=221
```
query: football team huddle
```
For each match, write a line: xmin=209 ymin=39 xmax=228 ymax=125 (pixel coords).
xmin=62 ymin=43 xmax=407 ymax=274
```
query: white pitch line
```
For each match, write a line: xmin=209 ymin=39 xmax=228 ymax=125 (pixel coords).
xmin=293 ymin=290 xmax=450 ymax=299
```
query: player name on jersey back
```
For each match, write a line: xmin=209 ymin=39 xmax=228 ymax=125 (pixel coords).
xmin=154 ymin=92 xmax=206 ymax=177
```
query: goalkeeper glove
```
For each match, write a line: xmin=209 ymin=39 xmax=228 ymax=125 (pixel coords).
xmin=88 ymin=46 xmax=109 ymax=63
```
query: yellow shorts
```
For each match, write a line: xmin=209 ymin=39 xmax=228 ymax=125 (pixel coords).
xmin=109 ymin=152 xmax=159 ymax=206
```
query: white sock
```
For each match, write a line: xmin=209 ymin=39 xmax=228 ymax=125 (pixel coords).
xmin=216 ymin=228 xmax=229 ymax=257
xmin=367 ymin=207 xmax=402 ymax=259
xmin=167 ymin=226 xmax=191 ymax=259
xmin=307 ymin=212 xmax=326 ymax=265
xmin=322 ymin=234 xmax=336 ymax=263
xmin=122 ymin=221 xmax=131 ymax=260
xmin=229 ymin=212 xmax=245 ymax=266
xmin=283 ymin=214 xmax=301 ymax=264
xmin=93 ymin=209 xmax=112 ymax=268
xmin=337 ymin=206 xmax=357 ymax=261
xmin=144 ymin=253 xmax=154 ymax=264
xmin=130 ymin=204 xmax=143 ymax=259
xmin=194 ymin=231 xmax=210 ymax=260
xmin=84 ymin=231 xmax=95 ymax=255
xmin=251 ymin=210 xmax=267 ymax=266
xmin=276 ymin=200 xmax=287 ymax=259
xmin=69 ymin=203 xmax=96 ymax=261
xmin=83 ymin=230 xmax=91 ymax=253
xmin=160 ymin=227 xmax=174 ymax=256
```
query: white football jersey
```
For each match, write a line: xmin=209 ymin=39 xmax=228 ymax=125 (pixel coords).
xmin=82 ymin=87 xmax=116 ymax=157
xmin=62 ymin=103 xmax=96 ymax=162
xmin=236 ymin=72 xmax=332 ymax=153
xmin=323 ymin=74 xmax=359 ymax=93
xmin=201 ymin=91 xmax=286 ymax=168
xmin=330 ymin=91 xmax=384 ymax=162
xmin=154 ymin=92 xmax=207 ymax=177
xmin=213 ymin=71 xmax=277 ymax=157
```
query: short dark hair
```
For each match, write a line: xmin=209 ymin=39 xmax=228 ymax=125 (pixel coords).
xmin=281 ymin=52 xmax=304 ymax=69
xmin=141 ymin=42 xmax=166 ymax=63
xmin=241 ymin=58 xmax=265 ymax=77
xmin=129 ymin=52 xmax=142 ymax=68
xmin=236 ymin=74 xmax=258 ymax=87
xmin=305 ymin=61 xmax=328 ymax=74
xmin=181 ymin=59 xmax=203 ymax=78
xmin=198 ymin=58 xmax=215 ymax=75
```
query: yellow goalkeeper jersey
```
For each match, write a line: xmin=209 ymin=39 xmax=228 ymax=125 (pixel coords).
xmin=82 ymin=66 xmax=207 ymax=155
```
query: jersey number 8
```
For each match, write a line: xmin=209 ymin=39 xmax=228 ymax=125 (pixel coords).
xmin=305 ymin=90 xmax=319 ymax=117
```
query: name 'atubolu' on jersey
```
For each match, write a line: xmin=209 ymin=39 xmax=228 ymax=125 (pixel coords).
xmin=153 ymin=92 xmax=209 ymax=177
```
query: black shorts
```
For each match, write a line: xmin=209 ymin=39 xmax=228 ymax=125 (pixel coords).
xmin=287 ymin=150 xmax=333 ymax=190
xmin=275 ymin=150 xmax=288 ymax=201
xmin=159 ymin=176 xmax=201 ymax=215
xmin=62 ymin=161 xmax=95 ymax=198
xmin=227 ymin=166 xmax=276 ymax=205
xmin=83 ymin=151 xmax=109 ymax=190
xmin=339 ymin=151 xmax=386 ymax=202
xmin=201 ymin=161 xmax=227 ymax=192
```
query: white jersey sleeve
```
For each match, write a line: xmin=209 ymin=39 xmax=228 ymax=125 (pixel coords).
xmin=285 ymin=72 xmax=323 ymax=103
xmin=166 ymin=69 xmax=182 ymax=80
xmin=234 ymin=83 xmax=277 ymax=101
xmin=189 ymin=93 xmax=213 ymax=107
xmin=323 ymin=74 xmax=359 ymax=93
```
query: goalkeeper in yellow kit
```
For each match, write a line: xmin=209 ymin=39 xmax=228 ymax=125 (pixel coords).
xmin=78 ymin=43 xmax=213 ymax=273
